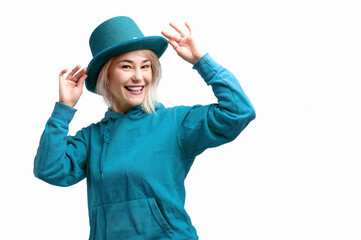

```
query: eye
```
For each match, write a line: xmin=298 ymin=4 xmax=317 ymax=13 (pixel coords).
xmin=121 ymin=65 xmax=131 ymax=69
xmin=142 ymin=64 xmax=151 ymax=69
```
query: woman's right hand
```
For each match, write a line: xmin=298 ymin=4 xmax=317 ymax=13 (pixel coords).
xmin=59 ymin=65 xmax=87 ymax=108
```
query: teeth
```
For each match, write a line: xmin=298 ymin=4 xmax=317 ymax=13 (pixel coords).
xmin=127 ymin=86 xmax=142 ymax=92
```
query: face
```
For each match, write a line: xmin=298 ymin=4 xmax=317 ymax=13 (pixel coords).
xmin=108 ymin=50 xmax=153 ymax=113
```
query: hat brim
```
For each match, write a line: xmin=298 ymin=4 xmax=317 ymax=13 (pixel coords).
xmin=85 ymin=36 xmax=168 ymax=93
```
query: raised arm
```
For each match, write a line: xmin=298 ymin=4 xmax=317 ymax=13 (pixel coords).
xmin=34 ymin=102 xmax=89 ymax=186
xmin=163 ymin=22 xmax=256 ymax=157
xmin=34 ymin=67 xmax=88 ymax=186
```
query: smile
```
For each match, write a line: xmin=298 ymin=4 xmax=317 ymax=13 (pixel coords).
xmin=125 ymin=86 xmax=145 ymax=95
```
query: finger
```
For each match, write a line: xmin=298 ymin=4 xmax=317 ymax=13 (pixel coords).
xmin=161 ymin=31 xmax=181 ymax=42
xmin=168 ymin=40 xmax=179 ymax=50
xmin=66 ymin=65 xmax=81 ymax=80
xmin=71 ymin=67 xmax=87 ymax=83
xmin=77 ymin=74 xmax=87 ymax=88
xmin=169 ymin=22 xmax=186 ymax=37
xmin=184 ymin=21 xmax=192 ymax=34
xmin=59 ymin=69 xmax=68 ymax=79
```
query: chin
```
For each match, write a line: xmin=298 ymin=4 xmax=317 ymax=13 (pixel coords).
xmin=125 ymin=89 xmax=148 ymax=106
xmin=126 ymin=95 xmax=146 ymax=106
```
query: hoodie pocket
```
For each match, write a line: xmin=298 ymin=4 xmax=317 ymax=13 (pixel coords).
xmin=103 ymin=198 xmax=174 ymax=239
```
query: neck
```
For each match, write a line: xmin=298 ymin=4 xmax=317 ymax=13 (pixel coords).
xmin=111 ymin=102 xmax=133 ymax=114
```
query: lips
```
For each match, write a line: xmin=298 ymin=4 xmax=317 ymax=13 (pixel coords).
xmin=125 ymin=86 xmax=145 ymax=95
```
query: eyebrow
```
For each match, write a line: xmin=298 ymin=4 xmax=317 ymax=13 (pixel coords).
xmin=117 ymin=59 xmax=150 ymax=64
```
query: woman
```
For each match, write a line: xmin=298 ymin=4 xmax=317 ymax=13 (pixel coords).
xmin=34 ymin=16 xmax=255 ymax=240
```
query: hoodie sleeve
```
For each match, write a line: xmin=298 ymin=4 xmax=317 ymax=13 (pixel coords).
xmin=34 ymin=102 xmax=88 ymax=187
xmin=175 ymin=53 xmax=256 ymax=158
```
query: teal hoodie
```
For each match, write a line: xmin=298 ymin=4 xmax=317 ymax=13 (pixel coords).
xmin=34 ymin=53 xmax=255 ymax=240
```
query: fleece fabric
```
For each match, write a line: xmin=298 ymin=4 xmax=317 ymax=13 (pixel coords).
xmin=34 ymin=53 xmax=256 ymax=240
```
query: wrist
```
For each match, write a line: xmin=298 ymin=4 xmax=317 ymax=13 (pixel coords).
xmin=59 ymin=99 xmax=76 ymax=108
xmin=192 ymin=52 xmax=207 ymax=66
xmin=192 ymin=50 xmax=206 ymax=65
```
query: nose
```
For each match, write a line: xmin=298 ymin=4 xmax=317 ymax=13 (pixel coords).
xmin=132 ymin=69 xmax=143 ymax=81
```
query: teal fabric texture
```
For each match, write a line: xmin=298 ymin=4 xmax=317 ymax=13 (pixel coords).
xmin=34 ymin=54 xmax=255 ymax=240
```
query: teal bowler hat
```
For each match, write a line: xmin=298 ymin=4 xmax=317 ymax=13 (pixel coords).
xmin=85 ymin=16 xmax=168 ymax=93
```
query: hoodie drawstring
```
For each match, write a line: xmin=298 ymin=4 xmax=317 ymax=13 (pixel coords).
xmin=100 ymin=119 xmax=113 ymax=180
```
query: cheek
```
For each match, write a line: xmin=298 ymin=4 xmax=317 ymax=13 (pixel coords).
xmin=108 ymin=71 xmax=127 ymax=87
xmin=145 ymin=71 xmax=153 ymax=85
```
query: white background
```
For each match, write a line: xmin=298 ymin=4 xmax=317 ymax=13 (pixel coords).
xmin=1 ymin=0 xmax=360 ymax=239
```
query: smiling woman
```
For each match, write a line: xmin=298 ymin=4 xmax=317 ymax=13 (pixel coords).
xmin=96 ymin=49 xmax=161 ymax=114
xmin=33 ymin=16 xmax=255 ymax=240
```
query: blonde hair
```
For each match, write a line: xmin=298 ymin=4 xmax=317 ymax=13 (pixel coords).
xmin=96 ymin=50 xmax=162 ymax=114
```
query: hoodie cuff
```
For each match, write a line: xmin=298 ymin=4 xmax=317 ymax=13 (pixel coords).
xmin=50 ymin=102 xmax=77 ymax=125
xmin=192 ymin=53 xmax=223 ymax=85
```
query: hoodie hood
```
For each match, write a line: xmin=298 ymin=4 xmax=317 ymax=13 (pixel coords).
xmin=101 ymin=102 xmax=165 ymax=123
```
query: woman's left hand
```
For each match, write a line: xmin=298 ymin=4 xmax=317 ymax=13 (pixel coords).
xmin=162 ymin=22 xmax=205 ymax=65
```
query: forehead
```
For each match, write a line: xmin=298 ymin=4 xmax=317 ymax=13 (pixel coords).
xmin=114 ymin=50 xmax=150 ymax=62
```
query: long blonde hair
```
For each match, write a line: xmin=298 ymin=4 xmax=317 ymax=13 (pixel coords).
xmin=96 ymin=50 xmax=162 ymax=114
